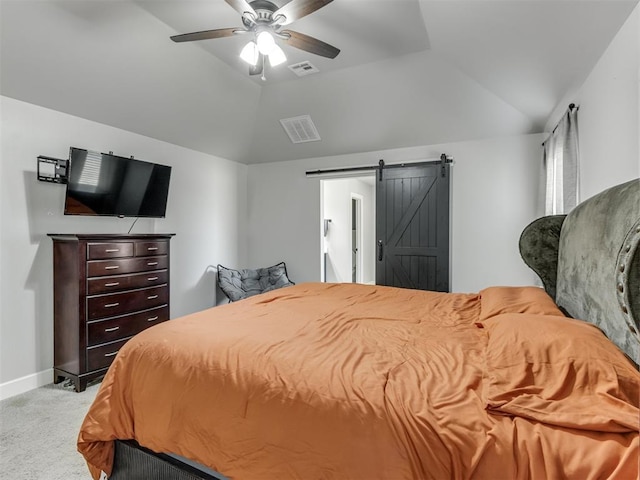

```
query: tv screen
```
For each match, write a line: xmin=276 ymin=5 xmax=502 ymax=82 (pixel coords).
xmin=64 ymin=147 xmax=172 ymax=218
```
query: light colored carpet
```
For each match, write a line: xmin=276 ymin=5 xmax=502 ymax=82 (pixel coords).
xmin=0 ymin=381 xmax=100 ymax=479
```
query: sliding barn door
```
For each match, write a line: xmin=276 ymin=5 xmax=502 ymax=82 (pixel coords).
xmin=376 ymin=163 xmax=450 ymax=291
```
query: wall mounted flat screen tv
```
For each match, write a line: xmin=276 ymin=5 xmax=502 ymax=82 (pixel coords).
xmin=64 ymin=147 xmax=172 ymax=218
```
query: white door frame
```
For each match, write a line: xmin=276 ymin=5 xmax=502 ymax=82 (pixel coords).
xmin=351 ymin=193 xmax=364 ymax=284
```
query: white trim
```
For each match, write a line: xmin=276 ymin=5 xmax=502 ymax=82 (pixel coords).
xmin=320 ymin=180 xmax=327 ymax=282
xmin=351 ymin=193 xmax=364 ymax=284
xmin=0 ymin=369 xmax=53 ymax=401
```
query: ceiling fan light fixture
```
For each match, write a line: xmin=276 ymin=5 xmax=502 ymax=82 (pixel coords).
xmin=240 ymin=41 xmax=259 ymax=66
xmin=269 ymin=45 xmax=287 ymax=67
xmin=256 ymin=31 xmax=276 ymax=55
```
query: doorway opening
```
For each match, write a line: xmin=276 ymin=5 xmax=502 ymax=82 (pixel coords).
xmin=321 ymin=176 xmax=375 ymax=284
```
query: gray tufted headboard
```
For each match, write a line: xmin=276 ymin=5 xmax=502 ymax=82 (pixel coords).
xmin=520 ymin=179 xmax=640 ymax=366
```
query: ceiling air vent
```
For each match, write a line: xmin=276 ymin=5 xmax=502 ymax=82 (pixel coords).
xmin=280 ymin=115 xmax=321 ymax=144
xmin=288 ymin=61 xmax=320 ymax=77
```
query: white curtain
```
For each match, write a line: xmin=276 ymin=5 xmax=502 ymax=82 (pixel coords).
xmin=543 ymin=106 xmax=579 ymax=215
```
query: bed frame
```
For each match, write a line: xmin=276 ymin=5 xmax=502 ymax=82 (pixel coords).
xmin=109 ymin=440 xmax=224 ymax=480
xmin=108 ymin=178 xmax=640 ymax=479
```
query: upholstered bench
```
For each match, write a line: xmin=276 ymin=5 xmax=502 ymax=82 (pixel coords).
xmin=217 ymin=262 xmax=295 ymax=302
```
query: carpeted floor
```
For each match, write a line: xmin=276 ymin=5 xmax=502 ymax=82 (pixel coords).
xmin=0 ymin=381 xmax=100 ymax=479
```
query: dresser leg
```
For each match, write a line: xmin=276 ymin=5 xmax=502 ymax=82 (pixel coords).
xmin=76 ymin=378 xmax=88 ymax=393
xmin=56 ymin=370 xmax=87 ymax=392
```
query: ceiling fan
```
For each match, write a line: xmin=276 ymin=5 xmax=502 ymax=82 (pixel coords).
xmin=170 ymin=0 xmax=340 ymax=79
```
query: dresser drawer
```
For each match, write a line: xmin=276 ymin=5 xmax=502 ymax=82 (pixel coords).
xmin=87 ymin=286 xmax=168 ymax=320
xmin=135 ymin=241 xmax=168 ymax=257
xmin=87 ymin=270 xmax=168 ymax=295
xmin=86 ymin=338 xmax=131 ymax=371
xmin=87 ymin=242 xmax=134 ymax=260
xmin=87 ymin=306 xmax=169 ymax=346
xmin=87 ymin=256 xmax=168 ymax=277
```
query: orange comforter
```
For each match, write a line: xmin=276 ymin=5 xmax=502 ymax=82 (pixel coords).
xmin=78 ymin=283 xmax=639 ymax=479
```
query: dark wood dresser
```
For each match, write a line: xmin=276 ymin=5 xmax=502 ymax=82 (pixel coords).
xmin=48 ymin=233 xmax=175 ymax=392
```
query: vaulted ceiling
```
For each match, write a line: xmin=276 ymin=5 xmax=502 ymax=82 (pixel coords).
xmin=1 ymin=0 xmax=637 ymax=164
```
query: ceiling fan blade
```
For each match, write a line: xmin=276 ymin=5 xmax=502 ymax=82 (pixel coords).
xmin=250 ymin=54 xmax=264 ymax=76
xmin=282 ymin=30 xmax=340 ymax=59
xmin=170 ymin=28 xmax=238 ymax=43
xmin=273 ymin=0 xmax=334 ymax=26
xmin=224 ymin=0 xmax=257 ymax=17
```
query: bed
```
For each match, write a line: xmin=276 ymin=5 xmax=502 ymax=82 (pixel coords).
xmin=78 ymin=179 xmax=640 ymax=480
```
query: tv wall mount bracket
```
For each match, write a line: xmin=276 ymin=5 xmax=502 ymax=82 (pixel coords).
xmin=37 ymin=155 xmax=68 ymax=184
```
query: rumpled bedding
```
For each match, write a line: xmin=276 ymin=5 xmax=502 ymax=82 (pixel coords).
xmin=78 ymin=282 xmax=639 ymax=479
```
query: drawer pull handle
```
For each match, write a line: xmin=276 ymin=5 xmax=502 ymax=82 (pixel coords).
xmin=147 ymin=277 xmax=159 ymax=281
xmin=147 ymin=316 xmax=159 ymax=322
xmin=104 ymin=302 xmax=120 ymax=308
xmin=104 ymin=266 xmax=120 ymax=270
xmin=104 ymin=326 xmax=120 ymax=332
xmin=147 ymin=247 xmax=158 ymax=251
xmin=104 ymin=282 xmax=120 ymax=287
xmin=104 ymin=351 xmax=119 ymax=358
xmin=147 ymin=262 xmax=159 ymax=266
xmin=105 ymin=249 xmax=120 ymax=253
xmin=147 ymin=295 xmax=159 ymax=300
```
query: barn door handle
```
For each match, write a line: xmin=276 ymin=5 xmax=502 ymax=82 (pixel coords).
xmin=377 ymin=240 xmax=383 ymax=261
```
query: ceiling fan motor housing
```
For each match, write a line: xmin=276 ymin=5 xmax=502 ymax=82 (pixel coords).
xmin=242 ymin=0 xmax=282 ymax=29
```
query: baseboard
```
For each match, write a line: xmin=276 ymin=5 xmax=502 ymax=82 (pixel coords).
xmin=0 ymin=369 xmax=53 ymax=401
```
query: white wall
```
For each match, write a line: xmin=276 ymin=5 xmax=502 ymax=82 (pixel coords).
xmin=546 ymin=4 xmax=640 ymax=199
xmin=247 ymin=134 xmax=544 ymax=294
xmin=0 ymin=96 xmax=247 ymax=398
xmin=322 ymin=178 xmax=375 ymax=284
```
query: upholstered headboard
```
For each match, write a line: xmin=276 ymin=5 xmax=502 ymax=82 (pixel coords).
xmin=520 ymin=179 xmax=640 ymax=366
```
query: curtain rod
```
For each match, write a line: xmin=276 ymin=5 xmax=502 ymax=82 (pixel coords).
xmin=305 ymin=154 xmax=453 ymax=179
xmin=542 ymin=103 xmax=579 ymax=146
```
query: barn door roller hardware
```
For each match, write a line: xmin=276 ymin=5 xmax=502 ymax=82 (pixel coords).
xmin=440 ymin=153 xmax=453 ymax=177
xmin=305 ymin=154 xmax=453 ymax=179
